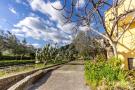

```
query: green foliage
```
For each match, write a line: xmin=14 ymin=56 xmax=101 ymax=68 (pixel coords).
xmin=73 ymin=31 xmax=106 ymax=59
xmin=29 ymin=53 xmax=35 ymax=59
xmin=0 ymin=63 xmax=57 ymax=77
xmin=0 ymin=31 xmax=36 ymax=58
xmin=85 ymin=56 xmax=132 ymax=89
xmin=95 ymin=54 xmax=106 ymax=62
xmin=0 ymin=59 xmax=68 ymax=77
xmin=0 ymin=55 xmax=34 ymax=60
xmin=126 ymin=70 xmax=135 ymax=89
xmin=0 ymin=52 xmax=2 ymax=57
xmin=0 ymin=60 xmax=34 ymax=67
xmin=36 ymin=44 xmax=78 ymax=65
xmin=40 ymin=44 xmax=56 ymax=64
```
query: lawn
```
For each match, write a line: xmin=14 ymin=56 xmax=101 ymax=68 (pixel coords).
xmin=0 ymin=60 xmax=35 ymax=67
xmin=0 ymin=60 xmax=68 ymax=78
xmin=0 ymin=63 xmax=50 ymax=77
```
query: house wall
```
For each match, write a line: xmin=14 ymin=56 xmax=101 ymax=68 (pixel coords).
xmin=105 ymin=0 xmax=135 ymax=70
xmin=117 ymin=29 xmax=135 ymax=69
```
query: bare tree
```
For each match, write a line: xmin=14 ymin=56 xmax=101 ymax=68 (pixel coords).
xmin=0 ymin=30 xmax=9 ymax=51
xmin=0 ymin=31 xmax=5 ymax=51
xmin=50 ymin=0 xmax=135 ymax=57
xmin=73 ymin=30 xmax=104 ymax=59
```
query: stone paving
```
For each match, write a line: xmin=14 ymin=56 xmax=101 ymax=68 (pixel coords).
xmin=28 ymin=61 xmax=89 ymax=90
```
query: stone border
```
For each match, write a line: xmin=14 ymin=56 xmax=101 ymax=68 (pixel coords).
xmin=0 ymin=69 xmax=37 ymax=90
xmin=8 ymin=65 xmax=60 ymax=90
xmin=0 ymin=63 xmax=66 ymax=90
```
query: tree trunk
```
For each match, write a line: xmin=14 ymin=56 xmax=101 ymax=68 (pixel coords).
xmin=35 ymin=49 xmax=39 ymax=63
xmin=44 ymin=60 xmax=47 ymax=65
xmin=20 ymin=55 xmax=23 ymax=60
xmin=112 ymin=42 xmax=118 ymax=58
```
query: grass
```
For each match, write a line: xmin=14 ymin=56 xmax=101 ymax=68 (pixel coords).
xmin=0 ymin=60 xmax=35 ymax=67
xmin=0 ymin=60 xmax=68 ymax=78
xmin=0 ymin=63 xmax=50 ymax=77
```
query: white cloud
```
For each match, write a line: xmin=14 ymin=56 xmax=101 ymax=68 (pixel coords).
xmin=79 ymin=26 xmax=89 ymax=32
xmin=28 ymin=0 xmax=76 ymax=33
xmin=76 ymin=0 xmax=85 ymax=7
xmin=9 ymin=7 xmax=17 ymax=14
xmin=12 ymin=0 xmax=78 ymax=47
xmin=28 ymin=0 xmax=64 ymax=25
xmin=28 ymin=0 xmax=76 ymax=44
xmin=16 ymin=0 xmax=21 ymax=3
xmin=31 ymin=43 xmax=41 ymax=48
xmin=13 ymin=16 xmax=48 ymax=40
xmin=15 ymin=33 xmax=24 ymax=37
xmin=29 ymin=0 xmax=62 ymax=20
xmin=12 ymin=16 xmax=73 ymax=46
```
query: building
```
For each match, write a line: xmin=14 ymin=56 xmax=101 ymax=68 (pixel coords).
xmin=105 ymin=0 xmax=135 ymax=70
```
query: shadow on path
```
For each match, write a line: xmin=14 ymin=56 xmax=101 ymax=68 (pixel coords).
xmin=28 ymin=71 xmax=53 ymax=90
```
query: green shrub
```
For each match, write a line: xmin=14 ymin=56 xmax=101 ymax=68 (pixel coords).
xmin=36 ymin=44 xmax=77 ymax=65
xmin=85 ymin=56 xmax=132 ymax=89
xmin=0 ymin=52 xmax=2 ymax=57
xmin=0 ymin=60 xmax=34 ymax=67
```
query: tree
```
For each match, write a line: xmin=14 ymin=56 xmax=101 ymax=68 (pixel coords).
xmin=20 ymin=38 xmax=27 ymax=57
xmin=73 ymin=30 xmax=104 ymax=59
xmin=0 ymin=30 xmax=36 ymax=59
xmin=36 ymin=43 xmax=77 ymax=65
xmin=37 ymin=44 xmax=56 ymax=65
xmin=52 ymin=0 xmax=135 ymax=57
xmin=6 ymin=32 xmax=20 ymax=56
xmin=59 ymin=44 xmax=77 ymax=61
xmin=73 ymin=31 xmax=87 ymax=57
xmin=0 ymin=31 xmax=5 ymax=51
xmin=0 ymin=30 xmax=9 ymax=52
xmin=27 ymin=45 xmax=36 ymax=59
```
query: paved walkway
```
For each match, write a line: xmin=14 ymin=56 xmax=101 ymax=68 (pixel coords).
xmin=28 ymin=61 xmax=89 ymax=90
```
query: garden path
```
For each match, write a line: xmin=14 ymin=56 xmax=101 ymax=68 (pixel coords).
xmin=28 ymin=61 xmax=89 ymax=90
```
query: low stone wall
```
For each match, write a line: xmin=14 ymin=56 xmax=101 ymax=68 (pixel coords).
xmin=0 ymin=64 xmax=63 ymax=90
xmin=0 ymin=70 xmax=37 ymax=90
xmin=8 ymin=66 xmax=60 ymax=90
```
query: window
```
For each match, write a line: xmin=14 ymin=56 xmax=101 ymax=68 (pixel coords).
xmin=128 ymin=58 xmax=135 ymax=70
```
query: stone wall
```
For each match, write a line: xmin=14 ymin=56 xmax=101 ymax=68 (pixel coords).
xmin=0 ymin=63 xmax=63 ymax=90
xmin=0 ymin=69 xmax=38 ymax=90
xmin=8 ymin=66 xmax=60 ymax=90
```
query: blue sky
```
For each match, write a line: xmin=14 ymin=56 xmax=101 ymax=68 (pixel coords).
xmin=0 ymin=0 xmax=111 ymax=48
xmin=0 ymin=0 xmax=79 ymax=48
